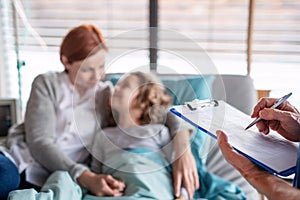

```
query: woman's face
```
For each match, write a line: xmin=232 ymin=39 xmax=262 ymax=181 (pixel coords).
xmin=111 ymin=75 xmax=140 ymax=113
xmin=66 ymin=50 xmax=106 ymax=91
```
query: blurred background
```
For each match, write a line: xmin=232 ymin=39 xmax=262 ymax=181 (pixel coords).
xmin=0 ymin=0 xmax=299 ymax=115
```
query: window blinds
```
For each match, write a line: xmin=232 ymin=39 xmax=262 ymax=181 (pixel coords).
xmin=253 ymin=0 xmax=300 ymax=63
xmin=7 ymin=0 xmax=300 ymax=74
xmin=15 ymin=0 xmax=148 ymax=52
xmin=1 ymin=0 xmax=300 ymax=106
xmin=2 ymin=0 xmax=149 ymax=110
xmin=158 ymin=0 xmax=300 ymax=74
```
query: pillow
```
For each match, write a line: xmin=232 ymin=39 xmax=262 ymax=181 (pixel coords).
xmin=160 ymin=75 xmax=215 ymax=105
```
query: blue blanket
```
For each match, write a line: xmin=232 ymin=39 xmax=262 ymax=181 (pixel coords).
xmin=9 ymin=144 xmax=246 ymax=200
xmin=8 ymin=171 xmax=82 ymax=200
xmin=84 ymin=148 xmax=174 ymax=200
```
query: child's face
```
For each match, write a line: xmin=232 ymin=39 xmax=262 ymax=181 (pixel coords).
xmin=111 ymin=74 xmax=140 ymax=113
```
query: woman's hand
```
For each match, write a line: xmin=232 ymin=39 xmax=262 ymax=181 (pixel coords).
xmin=172 ymin=148 xmax=199 ymax=200
xmin=172 ymin=130 xmax=199 ymax=199
xmin=77 ymin=170 xmax=125 ymax=196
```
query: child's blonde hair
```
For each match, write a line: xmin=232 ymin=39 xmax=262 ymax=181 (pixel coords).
xmin=130 ymin=72 xmax=171 ymax=125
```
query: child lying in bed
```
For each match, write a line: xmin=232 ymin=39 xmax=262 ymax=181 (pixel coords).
xmin=90 ymin=71 xmax=189 ymax=199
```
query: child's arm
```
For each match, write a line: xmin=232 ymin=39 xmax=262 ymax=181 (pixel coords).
xmin=85 ymin=130 xmax=125 ymax=196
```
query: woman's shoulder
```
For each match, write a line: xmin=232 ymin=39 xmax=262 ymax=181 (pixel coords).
xmin=29 ymin=71 xmax=66 ymax=101
xmin=32 ymin=71 xmax=64 ymax=85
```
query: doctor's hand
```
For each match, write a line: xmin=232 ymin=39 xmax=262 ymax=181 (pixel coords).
xmin=77 ymin=170 xmax=125 ymax=197
xmin=217 ymin=130 xmax=300 ymax=200
xmin=216 ymin=130 xmax=261 ymax=177
xmin=251 ymin=97 xmax=300 ymax=142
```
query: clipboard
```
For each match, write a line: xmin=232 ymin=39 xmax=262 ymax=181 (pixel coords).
xmin=170 ymin=99 xmax=299 ymax=176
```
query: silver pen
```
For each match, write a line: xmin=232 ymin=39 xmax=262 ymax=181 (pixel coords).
xmin=244 ymin=92 xmax=292 ymax=130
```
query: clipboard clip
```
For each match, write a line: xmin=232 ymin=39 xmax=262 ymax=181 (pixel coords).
xmin=184 ymin=99 xmax=219 ymax=111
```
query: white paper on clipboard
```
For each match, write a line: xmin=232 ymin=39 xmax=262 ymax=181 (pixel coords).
xmin=170 ymin=100 xmax=299 ymax=176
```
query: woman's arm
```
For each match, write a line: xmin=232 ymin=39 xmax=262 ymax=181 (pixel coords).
xmin=172 ymin=130 xmax=199 ymax=199
xmin=165 ymin=112 xmax=199 ymax=199
xmin=95 ymin=82 xmax=116 ymax=128
xmin=25 ymin=74 xmax=87 ymax=180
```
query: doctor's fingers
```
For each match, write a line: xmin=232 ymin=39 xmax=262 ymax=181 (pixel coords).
xmin=251 ymin=98 xmax=278 ymax=118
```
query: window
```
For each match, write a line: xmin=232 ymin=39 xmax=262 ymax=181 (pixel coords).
xmin=158 ymin=0 xmax=300 ymax=107
xmin=1 ymin=0 xmax=300 ymax=112
xmin=1 ymin=0 xmax=148 ymax=112
xmin=158 ymin=0 xmax=249 ymax=75
xmin=250 ymin=0 xmax=300 ymax=107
